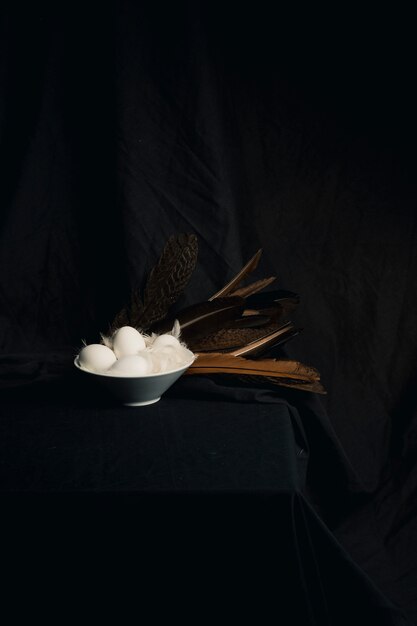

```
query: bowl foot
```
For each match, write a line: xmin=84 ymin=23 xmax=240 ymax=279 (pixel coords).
xmin=123 ymin=397 xmax=161 ymax=407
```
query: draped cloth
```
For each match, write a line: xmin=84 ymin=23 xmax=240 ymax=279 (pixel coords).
xmin=1 ymin=3 xmax=417 ymax=621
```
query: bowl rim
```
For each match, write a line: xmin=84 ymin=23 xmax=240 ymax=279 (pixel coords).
xmin=73 ymin=354 xmax=196 ymax=379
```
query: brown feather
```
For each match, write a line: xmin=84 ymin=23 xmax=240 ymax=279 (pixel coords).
xmin=138 ymin=233 xmax=198 ymax=330
xmin=106 ymin=234 xmax=323 ymax=393
xmin=150 ymin=297 xmax=245 ymax=342
xmin=237 ymin=375 xmax=326 ymax=394
xmin=186 ymin=353 xmax=321 ymax=382
xmin=108 ymin=234 xmax=198 ymax=333
xmin=241 ymin=302 xmax=297 ymax=327
xmin=244 ymin=289 xmax=299 ymax=307
xmin=208 ymin=249 xmax=263 ymax=300
xmin=230 ymin=277 xmax=276 ymax=298
xmin=231 ymin=323 xmax=299 ymax=357
xmin=224 ymin=315 xmax=272 ymax=329
xmin=129 ymin=287 xmax=144 ymax=327
xmin=189 ymin=325 xmax=273 ymax=352
xmin=189 ymin=321 xmax=293 ymax=352
xmin=108 ymin=306 xmax=130 ymax=335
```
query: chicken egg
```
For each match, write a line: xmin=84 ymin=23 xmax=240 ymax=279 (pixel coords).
xmin=78 ymin=344 xmax=117 ymax=373
xmin=108 ymin=354 xmax=151 ymax=377
xmin=112 ymin=326 xmax=146 ymax=359
xmin=152 ymin=334 xmax=181 ymax=350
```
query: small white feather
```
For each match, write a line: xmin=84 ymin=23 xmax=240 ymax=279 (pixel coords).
xmin=100 ymin=333 xmax=113 ymax=349
xmin=171 ymin=319 xmax=181 ymax=340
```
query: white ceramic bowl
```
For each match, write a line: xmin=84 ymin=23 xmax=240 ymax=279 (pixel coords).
xmin=74 ymin=355 xmax=195 ymax=406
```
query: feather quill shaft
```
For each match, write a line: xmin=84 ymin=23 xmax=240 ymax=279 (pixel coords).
xmin=189 ymin=322 xmax=280 ymax=352
xmin=151 ymin=297 xmax=245 ymax=342
xmin=187 ymin=353 xmax=321 ymax=381
xmin=231 ymin=322 xmax=298 ymax=357
xmin=188 ymin=323 xmax=277 ymax=352
xmin=208 ymin=249 xmax=263 ymax=300
xmin=247 ymin=302 xmax=297 ymax=317
xmin=224 ymin=315 xmax=272 ymax=329
xmin=190 ymin=322 xmax=299 ymax=354
xmin=185 ymin=353 xmax=326 ymax=393
xmin=237 ymin=375 xmax=326 ymax=394
xmin=244 ymin=289 xmax=300 ymax=308
xmin=230 ymin=277 xmax=276 ymax=298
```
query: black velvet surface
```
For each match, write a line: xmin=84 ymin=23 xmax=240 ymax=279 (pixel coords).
xmin=1 ymin=376 xmax=308 ymax=493
xmin=1 ymin=2 xmax=417 ymax=623
xmin=0 ymin=361 xmax=412 ymax=625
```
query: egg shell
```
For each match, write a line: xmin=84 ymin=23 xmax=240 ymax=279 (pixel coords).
xmin=152 ymin=334 xmax=181 ymax=350
xmin=108 ymin=355 xmax=151 ymax=377
xmin=112 ymin=326 xmax=146 ymax=359
xmin=78 ymin=344 xmax=117 ymax=373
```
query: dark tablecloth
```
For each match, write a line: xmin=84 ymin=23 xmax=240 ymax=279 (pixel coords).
xmin=0 ymin=353 xmax=412 ymax=625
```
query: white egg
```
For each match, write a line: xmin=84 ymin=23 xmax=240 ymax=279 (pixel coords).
xmin=108 ymin=355 xmax=151 ymax=377
xmin=78 ymin=344 xmax=117 ymax=373
xmin=152 ymin=334 xmax=181 ymax=350
xmin=112 ymin=326 xmax=146 ymax=359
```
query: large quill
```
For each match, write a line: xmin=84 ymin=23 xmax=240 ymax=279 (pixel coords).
xmin=139 ymin=233 xmax=199 ymax=329
xmin=209 ymin=290 xmax=300 ymax=352
xmin=151 ymin=297 xmax=246 ymax=343
xmin=244 ymin=289 xmax=300 ymax=309
xmin=185 ymin=353 xmax=325 ymax=394
xmin=231 ymin=322 xmax=301 ymax=357
xmin=238 ymin=376 xmax=325 ymax=394
xmin=151 ymin=284 xmax=301 ymax=353
xmin=190 ymin=321 xmax=300 ymax=354
xmin=231 ymin=277 xmax=276 ymax=298
xmin=109 ymin=233 xmax=198 ymax=333
xmin=150 ymin=292 xmax=298 ymax=348
xmin=208 ymin=249 xmax=263 ymax=300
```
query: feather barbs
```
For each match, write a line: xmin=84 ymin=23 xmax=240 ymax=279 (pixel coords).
xmin=185 ymin=352 xmax=325 ymax=394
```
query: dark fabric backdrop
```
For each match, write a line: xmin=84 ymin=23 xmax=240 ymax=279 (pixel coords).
xmin=1 ymin=1 xmax=416 ymax=620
